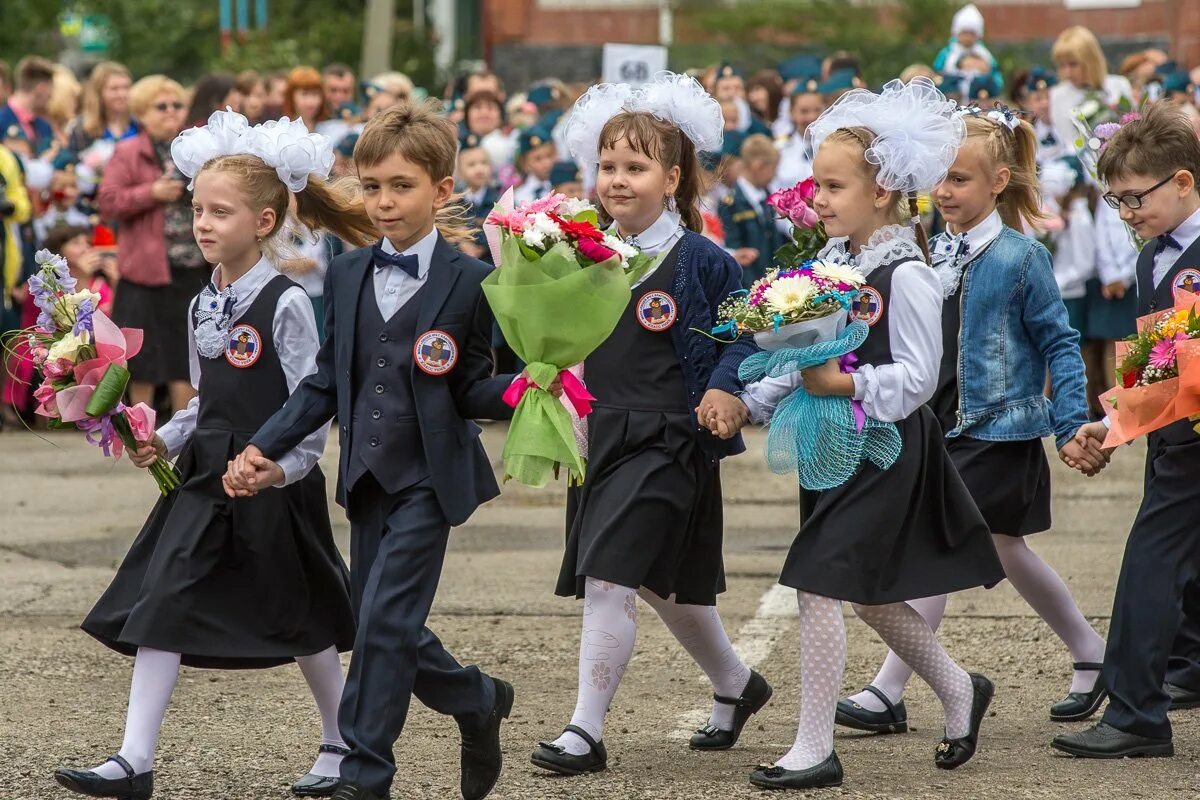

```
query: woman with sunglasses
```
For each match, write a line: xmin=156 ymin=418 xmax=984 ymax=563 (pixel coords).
xmin=98 ymin=75 xmax=206 ymax=415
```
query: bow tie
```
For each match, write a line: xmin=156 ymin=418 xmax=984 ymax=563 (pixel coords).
xmin=1154 ymin=234 xmax=1182 ymax=258
xmin=933 ymin=233 xmax=970 ymax=260
xmin=372 ymin=244 xmax=421 ymax=279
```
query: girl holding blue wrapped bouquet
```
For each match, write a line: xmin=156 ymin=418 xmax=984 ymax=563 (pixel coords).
xmin=736 ymin=78 xmax=1004 ymax=790
xmin=528 ymin=72 xmax=769 ymax=778
xmin=835 ymin=106 xmax=1109 ymax=739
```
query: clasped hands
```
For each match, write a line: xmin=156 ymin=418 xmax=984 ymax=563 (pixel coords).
xmin=1059 ymin=422 xmax=1114 ymax=478
xmin=222 ymin=444 xmax=284 ymax=498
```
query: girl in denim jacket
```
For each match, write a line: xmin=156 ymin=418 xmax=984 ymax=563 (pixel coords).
xmin=836 ymin=108 xmax=1110 ymax=738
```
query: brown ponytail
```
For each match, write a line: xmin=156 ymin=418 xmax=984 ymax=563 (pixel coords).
xmin=962 ymin=114 xmax=1044 ymax=231
xmin=908 ymin=194 xmax=931 ymax=262
xmin=294 ymin=175 xmax=378 ymax=247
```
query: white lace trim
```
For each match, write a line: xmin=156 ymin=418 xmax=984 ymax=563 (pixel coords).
xmin=818 ymin=224 xmax=925 ymax=279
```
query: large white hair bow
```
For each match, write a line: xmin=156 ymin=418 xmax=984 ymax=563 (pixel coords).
xmin=563 ymin=71 xmax=723 ymax=172
xmin=806 ymin=77 xmax=965 ymax=195
xmin=170 ymin=108 xmax=334 ymax=192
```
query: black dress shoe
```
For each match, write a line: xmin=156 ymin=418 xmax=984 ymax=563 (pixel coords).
xmin=934 ymin=673 xmax=993 ymax=770
xmin=530 ymin=725 xmax=608 ymax=776
xmin=459 ymin=676 xmax=513 ymax=800
xmin=1052 ymin=722 xmax=1174 ymax=758
xmin=54 ymin=754 xmax=153 ymax=799
xmin=292 ymin=743 xmax=349 ymax=797
xmin=329 ymin=784 xmax=382 ymax=800
xmin=1165 ymin=682 xmax=1200 ymax=710
xmin=835 ymin=685 xmax=908 ymax=734
xmin=689 ymin=670 xmax=773 ymax=750
xmin=748 ymin=752 xmax=843 ymax=790
xmin=1050 ymin=662 xmax=1108 ymax=722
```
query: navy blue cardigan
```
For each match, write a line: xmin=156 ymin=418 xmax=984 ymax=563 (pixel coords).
xmin=664 ymin=229 xmax=758 ymax=460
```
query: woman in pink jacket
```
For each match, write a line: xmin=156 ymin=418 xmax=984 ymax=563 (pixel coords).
xmin=99 ymin=75 xmax=205 ymax=413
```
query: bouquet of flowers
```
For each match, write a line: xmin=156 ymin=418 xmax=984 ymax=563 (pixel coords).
xmin=766 ymin=178 xmax=828 ymax=266
xmin=1073 ymin=103 xmax=1146 ymax=250
xmin=483 ymin=189 xmax=660 ymax=487
xmin=8 ymin=250 xmax=180 ymax=494
xmin=1099 ymin=297 xmax=1200 ymax=447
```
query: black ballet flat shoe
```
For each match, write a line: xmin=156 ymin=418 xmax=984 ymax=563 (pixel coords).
xmin=1050 ymin=662 xmax=1108 ymax=722
xmin=1165 ymin=682 xmax=1200 ymax=710
xmin=934 ymin=673 xmax=994 ymax=770
xmin=530 ymin=724 xmax=608 ymax=776
xmin=291 ymin=744 xmax=349 ymax=797
xmin=748 ymin=752 xmax=843 ymax=790
xmin=329 ymin=784 xmax=383 ymax=800
xmin=459 ymin=676 xmax=514 ymax=800
xmin=834 ymin=685 xmax=908 ymax=734
xmin=54 ymin=754 xmax=153 ymax=799
xmin=689 ymin=670 xmax=774 ymax=750
xmin=1051 ymin=722 xmax=1174 ymax=759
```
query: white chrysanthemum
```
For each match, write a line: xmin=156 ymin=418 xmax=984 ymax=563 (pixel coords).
xmin=762 ymin=275 xmax=817 ymax=313
xmin=521 ymin=227 xmax=547 ymax=248
xmin=812 ymin=260 xmax=866 ymax=287
xmin=557 ymin=196 xmax=594 ymax=217
xmin=529 ymin=212 xmax=565 ymax=241
xmin=603 ymin=235 xmax=638 ymax=259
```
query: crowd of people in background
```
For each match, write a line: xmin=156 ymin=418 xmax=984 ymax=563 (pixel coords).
xmin=3 ymin=4 xmax=1200 ymax=428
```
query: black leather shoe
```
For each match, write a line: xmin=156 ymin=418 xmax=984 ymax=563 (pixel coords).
xmin=934 ymin=673 xmax=993 ymax=770
xmin=54 ymin=755 xmax=153 ymax=799
xmin=530 ymin=725 xmax=608 ymax=776
xmin=329 ymin=784 xmax=382 ymax=800
xmin=748 ymin=752 xmax=843 ymax=790
xmin=459 ymin=676 xmax=513 ymax=800
xmin=1052 ymin=721 xmax=1174 ymax=758
xmin=292 ymin=743 xmax=349 ymax=796
xmin=689 ymin=670 xmax=773 ymax=750
xmin=835 ymin=685 xmax=908 ymax=734
xmin=1050 ymin=662 xmax=1107 ymax=722
xmin=1165 ymin=682 xmax=1200 ymax=710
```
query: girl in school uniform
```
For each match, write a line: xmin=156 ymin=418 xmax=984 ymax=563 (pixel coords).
xmin=738 ymin=78 xmax=1005 ymax=790
xmin=835 ymin=107 xmax=1110 ymax=742
xmin=528 ymin=72 xmax=768 ymax=777
xmin=53 ymin=110 xmax=376 ymax=800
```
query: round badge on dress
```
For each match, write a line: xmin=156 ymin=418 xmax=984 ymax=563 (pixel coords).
xmin=849 ymin=286 xmax=884 ymax=327
xmin=224 ymin=323 xmax=263 ymax=368
xmin=414 ymin=330 xmax=459 ymax=375
xmin=1173 ymin=268 xmax=1200 ymax=302
xmin=637 ymin=290 xmax=677 ymax=332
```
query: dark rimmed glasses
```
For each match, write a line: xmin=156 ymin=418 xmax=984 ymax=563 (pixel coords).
xmin=1102 ymin=173 xmax=1176 ymax=210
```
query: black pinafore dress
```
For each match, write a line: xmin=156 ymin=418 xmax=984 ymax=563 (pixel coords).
xmin=779 ymin=258 xmax=1004 ymax=605
xmin=82 ymin=275 xmax=356 ymax=668
xmin=557 ymin=243 xmax=726 ymax=605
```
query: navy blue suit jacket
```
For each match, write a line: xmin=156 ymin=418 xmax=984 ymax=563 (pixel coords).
xmin=250 ymin=234 xmax=513 ymax=525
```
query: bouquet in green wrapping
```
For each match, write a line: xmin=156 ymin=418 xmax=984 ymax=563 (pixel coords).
xmin=484 ymin=188 xmax=660 ymax=487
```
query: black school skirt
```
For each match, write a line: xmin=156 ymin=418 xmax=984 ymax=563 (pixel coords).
xmin=948 ymin=435 xmax=1052 ymax=536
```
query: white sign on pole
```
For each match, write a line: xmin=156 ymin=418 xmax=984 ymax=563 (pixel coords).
xmin=602 ymin=43 xmax=669 ymax=88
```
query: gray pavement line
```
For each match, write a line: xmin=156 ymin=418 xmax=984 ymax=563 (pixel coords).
xmin=672 ymin=582 xmax=796 ymax=739
xmin=0 ymin=543 xmax=81 ymax=569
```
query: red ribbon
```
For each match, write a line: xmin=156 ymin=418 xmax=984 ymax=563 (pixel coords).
xmin=503 ymin=369 xmax=596 ymax=417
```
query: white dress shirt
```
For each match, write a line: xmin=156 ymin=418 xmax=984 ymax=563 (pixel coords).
xmin=931 ymin=209 xmax=1003 ymax=298
xmin=513 ymin=173 xmax=552 ymax=205
xmin=1050 ymin=198 xmax=1096 ymax=300
xmin=1049 ymin=75 xmax=1134 ymax=157
xmin=1093 ymin=201 xmax=1137 ymax=288
xmin=158 ymin=256 xmax=329 ymax=486
xmin=1154 ymin=205 xmax=1200 ymax=288
xmin=609 ymin=209 xmax=685 ymax=289
xmin=374 ymin=227 xmax=438 ymax=320
xmin=742 ymin=226 xmax=944 ymax=424
xmin=771 ymin=132 xmax=814 ymax=193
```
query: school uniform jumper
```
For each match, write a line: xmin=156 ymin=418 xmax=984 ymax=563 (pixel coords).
xmin=83 ymin=261 xmax=355 ymax=668
xmin=1101 ymin=208 xmax=1200 ymax=740
xmin=558 ymin=214 xmax=756 ymax=606
xmin=248 ymin=230 xmax=514 ymax=796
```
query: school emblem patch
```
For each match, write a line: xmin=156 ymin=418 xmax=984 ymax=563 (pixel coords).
xmin=225 ymin=324 xmax=262 ymax=368
xmin=414 ymin=330 xmax=458 ymax=375
xmin=637 ymin=290 xmax=677 ymax=332
xmin=1173 ymin=268 xmax=1200 ymax=302
xmin=850 ymin=287 xmax=884 ymax=326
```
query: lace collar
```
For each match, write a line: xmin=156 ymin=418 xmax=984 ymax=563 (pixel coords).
xmin=194 ymin=256 xmax=272 ymax=359
xmin=818 ymin=224 xmax=924 ymax=279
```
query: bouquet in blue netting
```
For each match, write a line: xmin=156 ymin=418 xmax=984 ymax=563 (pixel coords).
xmin=714 ymin=259 xmax=901 ymax=490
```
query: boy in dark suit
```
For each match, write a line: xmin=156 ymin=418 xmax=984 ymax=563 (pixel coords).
xmin=227 ymin=102 xmax=515 ymax=800
xmin=719 ymin=133 xmax=785 ymax=287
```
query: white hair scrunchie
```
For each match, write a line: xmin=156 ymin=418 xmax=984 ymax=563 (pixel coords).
xmin=563 ymin=71 xmax=723 ymax=173
xmin=170 ymin=108 xmax=334 ymax=192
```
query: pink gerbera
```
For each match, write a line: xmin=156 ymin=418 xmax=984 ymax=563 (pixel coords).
xmin=1148 ymin=334 xmax=1185 ymax=370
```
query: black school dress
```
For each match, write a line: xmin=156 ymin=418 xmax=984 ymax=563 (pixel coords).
xmin=557 ymin=243 xmax=725 ymax=605
xmin=932 ymin=247 xmax=1052 ymax=537
xmin=780 ymin=257 xmax=1004 ymax=605
xmin=83 ymin=275 xmax=356 ymax=669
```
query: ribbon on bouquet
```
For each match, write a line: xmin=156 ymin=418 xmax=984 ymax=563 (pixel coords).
xmin=503 ymin=365 xmax=596 ymax=418
xmin=838 ymin=351 xmax=867 ymax=433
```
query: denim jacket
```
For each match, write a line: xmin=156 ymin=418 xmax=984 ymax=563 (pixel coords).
xmin=943 ymin=225 xmax=1089 ymax=450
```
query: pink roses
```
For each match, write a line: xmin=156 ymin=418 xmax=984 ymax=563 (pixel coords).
xmin=767 ymin=178 xmax=819 ymax=229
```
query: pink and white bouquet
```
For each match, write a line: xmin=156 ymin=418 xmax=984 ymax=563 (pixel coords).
xmin=767 ymin=178 xmax=829 ymax=264
xmin=11 ymin=249 xmax=180 ymax=494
